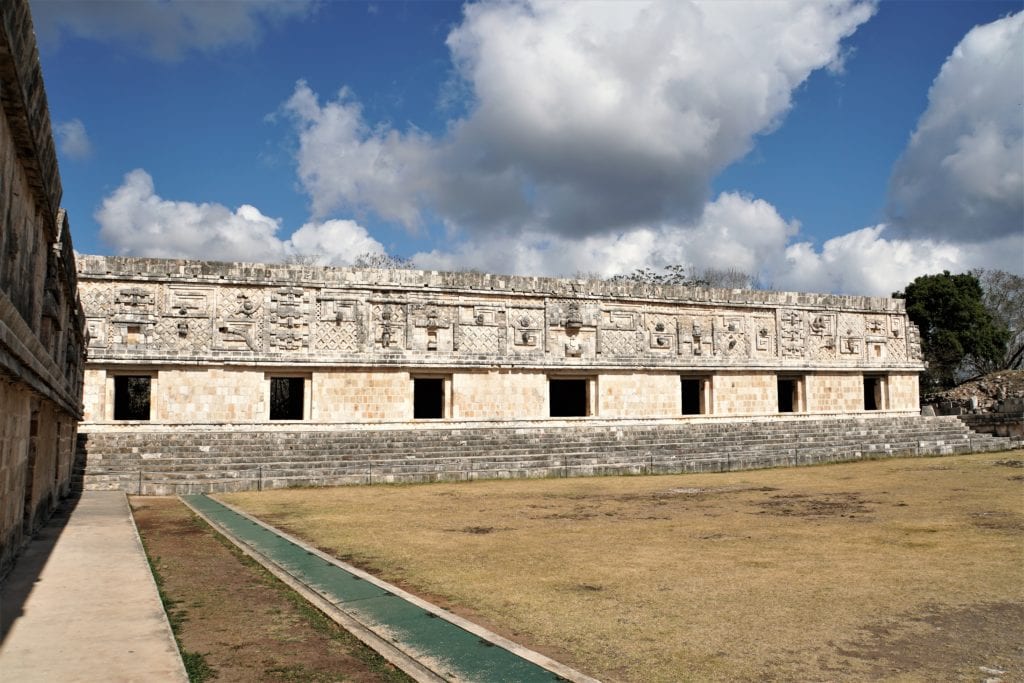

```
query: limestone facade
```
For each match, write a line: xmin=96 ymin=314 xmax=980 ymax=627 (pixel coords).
xmin=77 ymin=255 xmax=924 ymax=426
xmin=0 ymin=0 xmax=86 ymax=577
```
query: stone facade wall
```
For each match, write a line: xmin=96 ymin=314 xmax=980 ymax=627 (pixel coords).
xmin=888 ymin=373 xmax=919 ymax=411
xmin=313 ymin=369 xmax=412 ymax=421
xmin=712 ymin=372 xmax=779 ymax=416
xmin=598 ymin=372 xmax=681 ymax=418
xmin=451 ymin=370 xmax=547 ymax=420
xmin=75 ymin=254 xmax=925 ymax=425
xmin=0 ymin=0 xmax=85 ymax=577
xmin=806 ymin=373 xmax=865 ymax=413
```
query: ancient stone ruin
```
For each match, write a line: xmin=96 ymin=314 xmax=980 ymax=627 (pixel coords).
xmin=0 ymin=0 xmax=86 ymax=576
xmin=70 ymin=255 xmax=1015 ymax=494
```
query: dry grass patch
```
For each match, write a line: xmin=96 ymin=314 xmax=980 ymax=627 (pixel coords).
xmin=224 ymin=452 xmax=1024 ymax=682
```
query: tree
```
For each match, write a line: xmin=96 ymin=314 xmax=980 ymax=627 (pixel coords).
xmin=352 ymin=252 xmax=415 ymax=269
xmin=972 ymin=268 xmax=1024 ymax=372
xmin=694 ymin=267 xmax=758 ymax=289
xmin=893 ymin=271 xmax=1010 ymax=390
xmin=608 ymin=265 xmax=706 ymax=286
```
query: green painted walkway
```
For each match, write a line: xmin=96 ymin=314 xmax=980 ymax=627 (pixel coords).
xmin=182 ymin=495 xmax=579 ymax=683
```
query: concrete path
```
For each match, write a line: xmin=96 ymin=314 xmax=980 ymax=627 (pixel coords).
xmin=184 ymin=494 xmax=598 ymax=683
xmin=0 ymin=491 xmax=187 ymax=682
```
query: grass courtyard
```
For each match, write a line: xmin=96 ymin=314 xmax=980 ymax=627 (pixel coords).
xmin=223 ymin=451 xmax=1024 ymax=682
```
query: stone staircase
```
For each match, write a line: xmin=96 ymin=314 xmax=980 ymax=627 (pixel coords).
xmin=75 ymin=415 xmax=1021 ymax=495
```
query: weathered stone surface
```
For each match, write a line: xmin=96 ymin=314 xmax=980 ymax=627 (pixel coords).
xmin=0 ymin=0 xmax=85 ymax=578
xmin=77 ymin=255 xmax=925 ymax=424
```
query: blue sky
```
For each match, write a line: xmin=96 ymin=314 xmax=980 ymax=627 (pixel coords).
xmin=34 ymin=0 xmax=1024 ymax=295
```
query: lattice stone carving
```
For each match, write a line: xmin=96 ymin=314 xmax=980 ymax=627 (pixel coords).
xmin=313 ymin=323 xmax=360 ymax=352
xmin=837 ymin=314 xmax=864 ymax=358
xmin=217 ymin=288 xmax=263 ymax=322
xmin=79 ymin=282 xmax=112 ymax=313
xmin=600 ymin=329 xmax=638 ymax=355
xmin=155 ymin=317 xmax=212 ymax=353
xmin=314 ymin=292 xmax=361 ymax=352
xmin=215 ymin=287 xmax=264 ymax=351
xmin=778 ymin=309 xmax=806 ymax=358
xmin=459 ymin=325 xmax=504 ymax=354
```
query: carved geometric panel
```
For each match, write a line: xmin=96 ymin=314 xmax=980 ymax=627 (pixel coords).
xmin=218 ymin=287 xmax=264 ymax=323
xmin=600 ymin=329 xmax=638 ymax=356
xmin=459 ymin=325 xmax=503 ymax=354
xmin=85 ymin=317 xmax=107 ymax=348
xmin=372 ymin=303 xmax=405 ymax=351
xmin=600 ymin=309 xmax=639 ymax=331
xmin=807 ymin=313 xmax=837 ymax=361
xmin=214 ymin=320 xmax=261 ymax=352
xmin=751 ymin=316 xmax=776 ymax=356
xmin=313 ymin=323 xmax=360 ymax=352
xmin=646 ymin=313 xmax=675 ymax=352
xmin=778 ymin=309 xmax=806 ymax=358
xmin=165 ymin=286 xmax=213 ymax=318
xmin=155 ymin=317 xmax=212 ymax=354
xmin=679 ymin=315 xmax=714 ymax=357
xmin=510 ymin=309 xmax=542 ymax=351
xmin=714 ymin=315 xmax=748 ymax=358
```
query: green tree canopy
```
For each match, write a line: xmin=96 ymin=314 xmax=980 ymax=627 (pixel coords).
xmin=894 ymin=271 xmax=1010 ymax=390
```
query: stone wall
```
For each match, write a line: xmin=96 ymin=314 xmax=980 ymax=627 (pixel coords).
xmin=76 ymin=255 xmax=925 ymax=424
xmin=0 ymin=0 xmax=85 ymax=578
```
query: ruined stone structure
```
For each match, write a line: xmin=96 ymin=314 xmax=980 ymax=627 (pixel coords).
xmin=73 ymin=255 xmax=1024 ymax=495
xmin=77 ymin=255 xmax=926 ymax=425
xmin=0 ymin=0 xmax=86 ymax=575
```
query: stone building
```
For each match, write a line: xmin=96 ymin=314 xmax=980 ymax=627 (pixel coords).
xmin=0 ymin=0 xmax=86 ymax=576
xmin=77 ymin=255 xmax=924 ymax=425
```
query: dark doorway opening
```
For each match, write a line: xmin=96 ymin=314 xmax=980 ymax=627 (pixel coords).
xmin=681 ymin=378 xmax=702 ymax=415
xmin=550 ymin=379 xmax=588 ymax=417
xmin=114 ymin=376 xmax=151 ymax=420
xmin=414 ymin=378 xmax=445 ymax=419
xmin=864 ymin=376 xmax=880 ymax=411
xmin=777 ymin=378 xmax=796 ymax=413
xmin=270 ymin=377 xmax=304 ymax=420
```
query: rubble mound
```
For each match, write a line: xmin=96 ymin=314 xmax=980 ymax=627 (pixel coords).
xmin=924 ymin=370 xmax=1024 ymax=414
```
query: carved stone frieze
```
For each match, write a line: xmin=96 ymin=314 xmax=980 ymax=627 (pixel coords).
xmin=679 ymin=315 xmax=714 ymax=357
xmin=713 ymin=315 xmax=748 ymax=358
xmin=269 ymin=287 xmax=309 ymax=352
xmin=75 ymin=257 xmax=925 ymax=372
xmin=510 ymin=309 xmax=543 ymax=351
xmin=86 ymin=317 xmax=106 ymax=348
xmin=778 ymin=309 xmax=806 ymax=358
xmin=646 ymin=314 xmax=675 ymax=352
xmin=372 ymin=303 xmax=405 ymax=351
xmin=166 ymin=286 xmax=213 ymax=318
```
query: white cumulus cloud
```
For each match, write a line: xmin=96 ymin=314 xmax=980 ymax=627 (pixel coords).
xmin=55 ymin=119 xmax=92 ymax=160
xmin=886 ymin=11 xmax=1024 ymax=241
xmin=32 ymin=0 xmax=316 ymax=61
xmin=96 ymin=169 xmax=384 ymax=265
xmin=284 ymin=0 xmax=875 ymax=236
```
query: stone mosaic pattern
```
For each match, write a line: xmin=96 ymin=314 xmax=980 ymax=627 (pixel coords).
xmin=76 ymin=255 xmax=926 ymax=372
